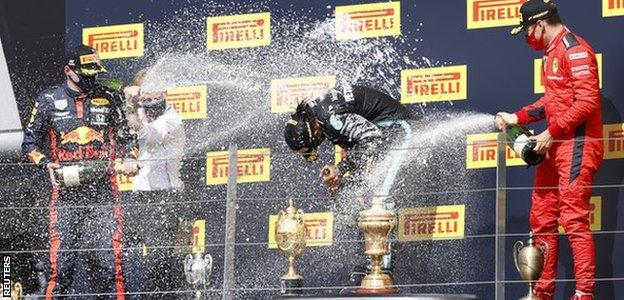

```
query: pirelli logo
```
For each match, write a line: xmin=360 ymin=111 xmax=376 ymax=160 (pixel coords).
xmin=335 ymin=2 xmax=401 ymax=40
xmin=191 ymin=220 xmax=207 ymax=254
xmin=534 ymin=54 xmax=603 ymax=94
xmin=559 ymin=196 xmax=602 ymax=233
xmin=166 ymin=85 xmax=207 ymax=120
xmin=401 ymin=65 xmax=467 ymax=104
xmin=467 ymin=0 xmax=526 ymax=29
xmin=334 ymin=145 xmax=346 ymax=164
xmin=270 ymin=76 xmax=335 ymax=113
xmin=604 ymin=123 xmax=624 ymax=159
xmin=398 ymin=204 xmax=465 ymax=241
xmin=268 ymin=212 xmax=334 ymax=248
xmin=206 ymin=148 xmax=270 ymax=185
xmin=207 ymin=12 xmax=271 ymax=50
xmin=603 ymin=0 xmax=624 ymax=17
xmin=466 ymin=132 xmax=525 ymax=169
xmin=82 ymin=23 xmax=144 ymax=59
xmin=116 ymin=174 xmax=134 ymax=192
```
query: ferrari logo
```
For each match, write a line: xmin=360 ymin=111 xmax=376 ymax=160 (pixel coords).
xmin=552 ymin=58 xmax=559 ymax=74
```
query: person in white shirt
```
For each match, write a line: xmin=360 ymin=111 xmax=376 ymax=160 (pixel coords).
xmin=122 ymin=76 xmax=188 ymax=293
xmin=124 ymin=89 xmax=185 ymax=191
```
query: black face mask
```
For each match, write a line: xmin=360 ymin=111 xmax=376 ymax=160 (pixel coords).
xmin=140 ymin=98 xmax=167 ymax=120
xmin=71 ymin=73 xmax=97 ymax=93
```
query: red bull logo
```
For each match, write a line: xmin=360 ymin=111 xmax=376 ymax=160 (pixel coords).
xmin=398 ymin=205 xmax=465 ymax=241
xmin=206 ymin=148 xmax=271 ymax=185
xmin=207 ymin=12 xmax=271 ymax=50
xmin=467 ymin=0 xmax=526 ymax=29
xmin=61 ymin=126 xmax=104 ymax=145
xmin=82 ymin=23 xmax=144 ymax=59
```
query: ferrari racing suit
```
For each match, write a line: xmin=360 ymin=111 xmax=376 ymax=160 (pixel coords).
xmin=514 ymin=27 xmax=602 ymax=296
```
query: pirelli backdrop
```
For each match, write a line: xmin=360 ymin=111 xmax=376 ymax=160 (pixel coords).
xmin=58 ymin=0 xmax=624 ymax=299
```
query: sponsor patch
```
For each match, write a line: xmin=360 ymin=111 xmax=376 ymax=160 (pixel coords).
xmin=569 ymin=52 xmax=589 ymax=60
xmin=54 ymin=99 xmax=68 ymax=110
xmin=552 ymin=57 xmax=559 ymax=74
xmin=90 ymin=106 xmax=110 ymax=114
xmin=79 ymin=54 xmax=98 ymax=65
xmin=91 ymin=98 xmax=109 ymax=106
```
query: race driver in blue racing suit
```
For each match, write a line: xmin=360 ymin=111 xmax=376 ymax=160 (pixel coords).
xmin=22 ymin=45 xmax=139 ymax=299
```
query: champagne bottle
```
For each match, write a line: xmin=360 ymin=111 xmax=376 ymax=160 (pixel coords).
xmin=55 ymin=161 xmax=111 ymax=188
xmin=506 ymin=124 xmax=545 ymax=166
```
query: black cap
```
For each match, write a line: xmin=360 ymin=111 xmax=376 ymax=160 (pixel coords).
xmin=510 ymin=0 xmax=558 ymax=35
xmin=67 ymin=45 xmax=107 ymax=76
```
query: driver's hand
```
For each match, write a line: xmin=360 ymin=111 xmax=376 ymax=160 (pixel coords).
xmin=494 ymin=112 xmax=518 ymax=130
xmin=320 ymin=164 xmax=342 ymax=196
xmin=46 ymin=163 xmax=61 ymax=187
xmin=114 ymin=159 xmax=140 ymax=176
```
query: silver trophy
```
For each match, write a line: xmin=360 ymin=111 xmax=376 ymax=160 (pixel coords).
xmin=184 ymin=252 xmax=213 ymax=299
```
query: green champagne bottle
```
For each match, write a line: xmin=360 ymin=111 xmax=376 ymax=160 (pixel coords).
xmin=506 ymin=124 xmax=545 ymax=166
xmin=55 ymin=161 xmax=111 ymax=188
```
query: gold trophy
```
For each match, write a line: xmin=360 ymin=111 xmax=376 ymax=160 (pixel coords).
xmin=357 ymin=196 xmax=397 ymax=295
xmin=275 ymin=198 xmax=306 ymax=296
xmin=513 ymin=231 xmax=548 ymax=300
xmin=10 ymin=280 xmax=23 ymax=300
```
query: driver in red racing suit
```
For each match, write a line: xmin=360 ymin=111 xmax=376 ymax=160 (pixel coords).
xmin=22 ymin=45 xmax=139 ymax=299
xmin=496 ymin=1 xmax=602 ymax=299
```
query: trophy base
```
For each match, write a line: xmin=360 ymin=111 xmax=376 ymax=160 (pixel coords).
xmin=356 ymin=273 xmax=397 ymax=295
xmin=280 ymin=278 xmax=304 ymax=296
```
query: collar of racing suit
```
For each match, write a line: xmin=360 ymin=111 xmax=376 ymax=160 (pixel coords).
xmin=545 ymin=26 xmax=570 ymax=54
xmin=63 ymin=83 xmax=83 ymax=98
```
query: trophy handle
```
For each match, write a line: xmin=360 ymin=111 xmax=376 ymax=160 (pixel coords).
xmin=184 ymin=253 xmax=194 ymax=283
xmin=204 ymin=253 xmax=213 ymax=280
xmin=513 ymin=241 xmax=524 ymax=273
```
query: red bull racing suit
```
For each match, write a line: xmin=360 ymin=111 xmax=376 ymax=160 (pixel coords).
xmin=22 ymin=83 xmax=138 ymax=299
xmin=514 ymin=28 xmax=602 ymax=296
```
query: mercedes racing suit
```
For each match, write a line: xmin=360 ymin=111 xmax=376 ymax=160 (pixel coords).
xmin=308 ymin=85 xmax=413 ymax=184
xmin=513 ymin=27 xmax=602 ymax=296
xmin=22 ymin=83 xmax=138 ymax=299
